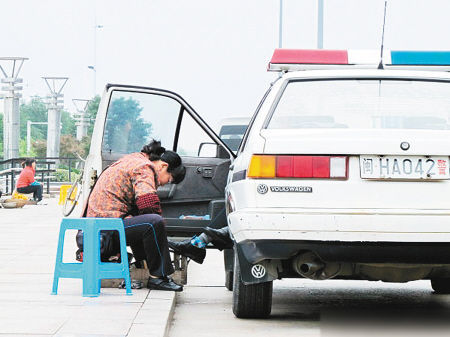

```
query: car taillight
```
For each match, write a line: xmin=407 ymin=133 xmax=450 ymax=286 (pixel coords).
xmin=247 ymin=155 xmax=348 ymax=179
xmin=247 ymin=155 xmax=276 ymax=178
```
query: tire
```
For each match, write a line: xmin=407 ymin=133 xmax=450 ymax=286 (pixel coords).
xmin=62 ymin=180 xmax=82 ymax=217
xmin=225 ymin=270 xmax=233 ymax=291
xmin=232 ymin=250 xmax=272 ymax=318
xmin=431 ymin=278 xmax=450 ymax=294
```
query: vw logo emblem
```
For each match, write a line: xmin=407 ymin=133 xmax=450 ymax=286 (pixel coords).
xmin=257 ymin=184 xmax=268 ymax=194
xmin=400 ymin=142 xmax=410 ymax=151
xmin=251 ymin=264 xmax=266 ymax=279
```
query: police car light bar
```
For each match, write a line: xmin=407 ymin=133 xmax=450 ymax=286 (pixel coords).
xmin=270 ymin=49 xmax=348 ymax=65
xmin=269 ymin=49 xmax=450 ymax=72
xmin=268 ymin=49 xmax=380 ymax=71
xmin=390 ymin=51 xmax=450 ymax=65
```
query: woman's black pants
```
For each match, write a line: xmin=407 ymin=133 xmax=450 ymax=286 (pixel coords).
xmin=17 ymin=184 xmax=43 ymax=201
xmin=123 ymin=214 xmax=174 ymax=277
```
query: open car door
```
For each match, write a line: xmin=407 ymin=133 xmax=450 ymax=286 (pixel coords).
xmin=84 ymin=84 xmax=235 ymax=237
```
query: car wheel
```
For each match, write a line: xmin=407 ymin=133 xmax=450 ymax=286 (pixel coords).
xmin=431 ymin=278 xmax=450 ymax=294
xmin=232 ymin=249 xmax=272 ymax=318
xmin=225 ymin=270 xmax=233 ymax=291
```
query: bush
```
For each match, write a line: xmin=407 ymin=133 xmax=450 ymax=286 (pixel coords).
xmin=58 ymin=164 xmax=80 ymax=175
xmin=55 ymin=168 xmax=80 ymax=182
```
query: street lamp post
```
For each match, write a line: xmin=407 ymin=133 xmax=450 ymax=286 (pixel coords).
xmin=42 ymin=77 xmax=68 ymax=159
xmin=0 ymin=57 xmax=28 ymax=160
xmin=279 ymin=0 xmax=283 ymax=48
xmin=92 ymin=23 xmax=103 ymax=96
xmin=72 ymin=98 xmax=90 ymax=141
xmin=87 ymin=65 xmax=96 ymax=97
xmin=317 ymin=0 xmax=324 ymax=49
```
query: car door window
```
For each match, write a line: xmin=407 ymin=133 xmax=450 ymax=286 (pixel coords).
xmin=177 ymin=113 xmax=219 ymax=157
xmin=102 ymin=90 xmax=181 ymax=157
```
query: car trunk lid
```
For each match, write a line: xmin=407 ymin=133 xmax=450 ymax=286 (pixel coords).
xmin=253 ymin=128 xmax=450 ymax=210
xmin=261 ymin=129 xmax=450 ymax=156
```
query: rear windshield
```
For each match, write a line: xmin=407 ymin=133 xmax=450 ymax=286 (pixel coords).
xmin=267 ymin=79 xmax=450 ymax=130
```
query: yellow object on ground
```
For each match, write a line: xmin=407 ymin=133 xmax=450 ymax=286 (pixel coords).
xmin=12 ymin=191 xmax=29 ymax=200
xmin=58 ymin=184 xmax=75 ymax=205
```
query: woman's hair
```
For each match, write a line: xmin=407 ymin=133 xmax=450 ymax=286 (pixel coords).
xmin=141 ymin=140 xmax=186 ymax=184
xmin=21 ymin=158 xmax=36 ymax=168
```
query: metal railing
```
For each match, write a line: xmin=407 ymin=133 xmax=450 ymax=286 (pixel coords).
xmin=0 ymin=157 xmax=82 ymax=195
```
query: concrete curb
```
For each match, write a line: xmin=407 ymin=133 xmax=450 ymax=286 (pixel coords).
xmin=163 ymin=292 xmax=177 ymax=337
xmin=126 ymin=290 xmax=177 ymax=337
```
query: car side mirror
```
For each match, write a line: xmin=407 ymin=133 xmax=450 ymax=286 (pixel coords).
xmin=198 ymin=142 xmax=217 ymax=157
xmin=198 ymin=142 xmax=231 ymax=159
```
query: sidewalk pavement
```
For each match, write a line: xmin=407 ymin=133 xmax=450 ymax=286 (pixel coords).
xmin=0 ymin=198 xmax=176 ymax=337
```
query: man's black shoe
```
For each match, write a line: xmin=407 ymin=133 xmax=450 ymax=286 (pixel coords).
xmin=203 ymin=227 xmax=233 ymax=250
xmin=147 ymin=276 xmax=183 ymax=292
xmin=168 ymin=239 xmax=206 ymax=264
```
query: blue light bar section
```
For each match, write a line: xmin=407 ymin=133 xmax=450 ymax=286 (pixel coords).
xmin=391 ymin=51 xmax=450 ymax=65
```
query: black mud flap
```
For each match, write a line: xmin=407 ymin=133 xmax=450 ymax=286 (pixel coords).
xmin=224 ymin=248 xmax=234 ymax=272
xmin=235 ymin=243 xmax=280 ymax=285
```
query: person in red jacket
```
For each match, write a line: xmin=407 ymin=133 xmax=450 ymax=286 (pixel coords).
xmin=16 ymin=158 xmax=43 ymax=202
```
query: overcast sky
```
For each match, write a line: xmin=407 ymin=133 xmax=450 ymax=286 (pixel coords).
xmin=1 ymin=0 xmax=450 ymax=130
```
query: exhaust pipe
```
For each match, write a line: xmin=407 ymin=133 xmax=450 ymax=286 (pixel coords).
xmin=292 ymin=251 xmax=341 ymax=280
xmin=292 ymin=252 xmax=325 ymax=279
xmin=299 ymin=261 xmax=324 ymax=276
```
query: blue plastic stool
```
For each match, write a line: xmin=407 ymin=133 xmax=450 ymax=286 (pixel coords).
xmin=51 ymin=218 xmax=132 ymax=297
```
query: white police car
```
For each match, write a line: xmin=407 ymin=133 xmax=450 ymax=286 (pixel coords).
xmin=226 ymin=49 xmax=450 ymax=318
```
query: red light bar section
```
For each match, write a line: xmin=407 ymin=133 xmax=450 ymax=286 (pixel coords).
xmin=270 ymin=49 xmax=348 ymax=65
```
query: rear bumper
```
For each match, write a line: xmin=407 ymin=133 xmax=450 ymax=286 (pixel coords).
xmin=237 ymin=239 xmax=450 ymax=264
xmin=228 ymin=208 xmax=450 ymax=243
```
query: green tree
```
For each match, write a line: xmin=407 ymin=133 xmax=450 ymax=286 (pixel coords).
xmin=32 ymin=139 xmax=46 ymax=158
xmin=79 ymin=95 xmax=100 ymax=157
xmin=61 ymin=109 xmax=76 ymax=136
xmin=19 ymin=97 xmax=78 ymax=160
xmin=19 ymin=138 xmax=36 ymax=157
xmin=103 ymin=97 xmax=152 ymax=154
xmin=80 ymin=135 xmax=91 ymax=159
xmin=86 ymin=95 xmax=100 ymax=136
xmin=20 ymin=98 xmax=47 ymax=141
xmin=20 ymin=96 xmax=77 ymax=140
xmin=60 ymin=134 xmax=84 ymax=158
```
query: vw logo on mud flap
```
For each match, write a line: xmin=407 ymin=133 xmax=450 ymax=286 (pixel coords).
xmin=251 ymin=264 xmax=266 ymax=279
xmin=257 ymin=184 xmax=268 ymax=194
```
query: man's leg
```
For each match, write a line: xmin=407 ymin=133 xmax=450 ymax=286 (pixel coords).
xmin=168 ymin=226 xmax=232 ymax=264
xmin=123 ymin=214 xmax=174 ymax=277
xmin=202 ymin=227 xmax=233 ymax=249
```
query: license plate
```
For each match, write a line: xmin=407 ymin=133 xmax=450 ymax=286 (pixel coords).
xmin=360 ymin=155 xmax=450 ymax=180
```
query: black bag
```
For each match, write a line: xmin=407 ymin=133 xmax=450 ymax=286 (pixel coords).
xmin=76 ymin=229 xmax=121 ymax=262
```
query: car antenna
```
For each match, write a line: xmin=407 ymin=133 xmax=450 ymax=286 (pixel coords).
xmin=378 ymin=1 xmax=388 ymax=70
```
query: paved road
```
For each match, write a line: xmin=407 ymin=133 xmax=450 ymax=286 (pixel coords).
xmin=168 ymin=250 xmax=450 ymax=337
